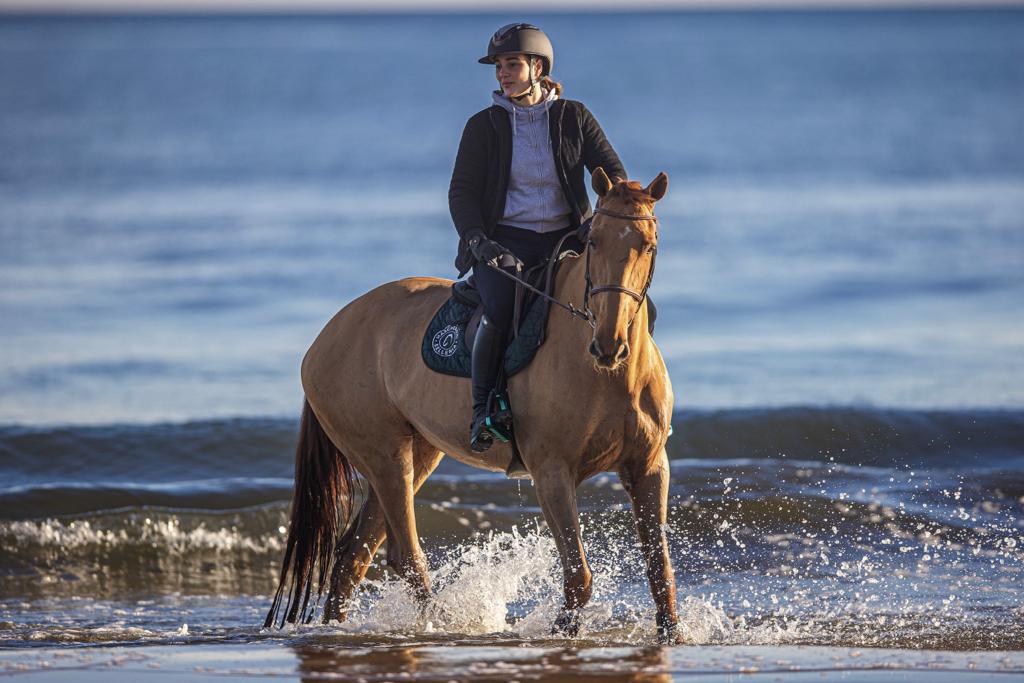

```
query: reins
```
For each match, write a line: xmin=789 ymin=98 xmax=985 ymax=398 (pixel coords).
xmin=486 ymin=204 xmax=659 ymax=330
xmin=487 ymin=230 xmax=595 ymax=327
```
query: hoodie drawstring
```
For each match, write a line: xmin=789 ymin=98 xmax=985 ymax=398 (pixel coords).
xmin=492 ymin=87 xmax=568 ymax=232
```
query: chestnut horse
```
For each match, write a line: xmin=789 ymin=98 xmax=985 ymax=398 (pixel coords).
xmin=265 ymin=169 xmax=681 ymax=642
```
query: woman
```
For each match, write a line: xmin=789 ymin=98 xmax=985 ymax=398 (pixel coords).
xmin=448 ymin=22 xmax=626 ymax=453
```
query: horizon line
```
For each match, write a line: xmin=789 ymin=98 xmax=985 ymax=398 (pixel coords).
xmin=3 ymin=0 xmax=1024 ymax=14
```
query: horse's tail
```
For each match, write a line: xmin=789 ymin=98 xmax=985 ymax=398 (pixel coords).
xmin=264 ymin=399 xmax=358 ymax=628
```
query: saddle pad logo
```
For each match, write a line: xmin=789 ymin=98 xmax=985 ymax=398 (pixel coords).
xmin=431 ymin=324 xmax=460 ymax=357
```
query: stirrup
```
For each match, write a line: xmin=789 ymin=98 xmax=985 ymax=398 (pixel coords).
xmin=484 ymin=392 xmax=513 ymax=443
xmin=470 ymin=418 xmax=494 ymax=453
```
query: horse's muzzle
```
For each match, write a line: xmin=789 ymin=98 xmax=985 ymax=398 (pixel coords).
xmin=589 ymin=338 xmax=629 ymax=368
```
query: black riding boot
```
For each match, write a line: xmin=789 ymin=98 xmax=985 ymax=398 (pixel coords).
xmin=470 ymin=315 xmax=506 ymax=453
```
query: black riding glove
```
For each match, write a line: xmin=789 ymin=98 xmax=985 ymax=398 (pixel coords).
xmin=467 ymin=233 xmax=523 ymax=271
xmin=576 ymin=215 xmax=594 ymax=243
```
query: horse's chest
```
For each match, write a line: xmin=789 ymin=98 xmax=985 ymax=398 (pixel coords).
xmin=578 ymin=419 xmax=657 ymax=478
xmin=578 ymin=441 xmax=624 ymax=479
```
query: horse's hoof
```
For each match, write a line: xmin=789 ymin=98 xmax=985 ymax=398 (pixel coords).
xmin=419 ymin=598 xmax=451 ymax=628
xmin=551 ymin=608 xmax=580 ymax=638
xmin=656 ymin=621 xmax=688 ymax=645
xmin=321 ymin=596 xmax=347 ymax=625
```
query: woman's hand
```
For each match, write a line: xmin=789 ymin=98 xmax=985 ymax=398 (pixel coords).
xmin=468 ymin=234 xmax=523 ymax=271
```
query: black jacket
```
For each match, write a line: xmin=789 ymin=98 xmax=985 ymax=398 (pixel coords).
xmin=448 ymin=98 xmax=626 ymax=276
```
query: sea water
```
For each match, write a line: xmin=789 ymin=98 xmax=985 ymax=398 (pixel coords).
xmin=1 ymin=8 xmax=1023 ymax=679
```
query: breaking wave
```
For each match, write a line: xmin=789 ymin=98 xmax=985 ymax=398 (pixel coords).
xmin=2 ymin=408 xmax=1021 ymax=519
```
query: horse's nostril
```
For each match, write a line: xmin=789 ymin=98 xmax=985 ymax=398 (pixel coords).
xmin=616 ymin=343 xmax=630 ymax=362
xmin=588 ymin=339 xmax=601 ymax=358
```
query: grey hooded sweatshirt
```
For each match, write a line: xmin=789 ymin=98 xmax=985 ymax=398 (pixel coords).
xmin=491 ymin=88 xmax=573 ymax=234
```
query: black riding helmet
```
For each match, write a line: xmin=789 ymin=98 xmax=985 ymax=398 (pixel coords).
xmin=478 ymin=23 xmax=554 ymax=78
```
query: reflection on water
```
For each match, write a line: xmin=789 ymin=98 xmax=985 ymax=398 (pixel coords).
xmin=293 ymin=642 xmax=673 ymax=682
xmin=290 ymin=641 xmax=1024 ymax=682
xmin=2 ymin=641 xmax=1023 ymax=681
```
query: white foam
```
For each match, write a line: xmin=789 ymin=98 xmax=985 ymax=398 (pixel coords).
xmin=0 ymin=517 xmax=282 ymax=553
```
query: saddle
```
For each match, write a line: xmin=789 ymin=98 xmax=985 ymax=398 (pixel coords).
xmin=421 ymin=241 xmax=578 ymax=380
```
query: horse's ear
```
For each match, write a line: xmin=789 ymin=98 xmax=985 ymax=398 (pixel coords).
xmin=645 ymin=172 xmax=668 ymax=201
xmin=592 ymin=167 xmax=613 ymax=197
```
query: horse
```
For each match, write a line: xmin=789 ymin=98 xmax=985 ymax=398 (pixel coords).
xmin=264 ymin=168 xmax=682 ymax=643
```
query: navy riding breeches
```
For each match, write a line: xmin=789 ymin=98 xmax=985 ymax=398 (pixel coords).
xmin=472 ymin=224 xmax=580 ymax=332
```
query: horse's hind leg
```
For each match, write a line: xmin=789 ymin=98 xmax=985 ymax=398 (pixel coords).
xmin=372 ymin=437 xmax=434 ymax=601
xmin=322 ymin=490 xmax=387 ymax=622
xmin=323 ymin=434 xmax=442 ymax=621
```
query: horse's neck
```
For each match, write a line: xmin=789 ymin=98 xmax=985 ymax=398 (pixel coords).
xmin=551 ymin=253 xmax=654 ymax=387
xmin=551 ymin=254 xmax=591 ymax=348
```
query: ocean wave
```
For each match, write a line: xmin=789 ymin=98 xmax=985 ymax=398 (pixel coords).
xmin=0 ymin=478 xmax=292 ymax=519
xmin=0 ymin=508 xmax=288 ymax=601
xmin=1 ymin=408 xmax=1020 ymax=492
xmin=0 ymin=409 xmax=1021 ymax=525
xmin=668 ymin=408 xmax=1024 ymax=467
xmin=0 ymin=417 xmax=299 ymax=490
xmin=1 ymin=514 xmax=284 ymax=554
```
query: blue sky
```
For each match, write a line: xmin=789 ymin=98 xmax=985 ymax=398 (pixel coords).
xmin=3 ymin=0 xmax=1023 ymax=12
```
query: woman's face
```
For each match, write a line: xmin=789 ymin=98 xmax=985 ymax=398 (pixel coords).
xmin=495 ymin=53 xmax=542 ymax=98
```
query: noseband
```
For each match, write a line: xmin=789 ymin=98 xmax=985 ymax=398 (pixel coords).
xmin=582 ymin=205 xmax=659 ymax=328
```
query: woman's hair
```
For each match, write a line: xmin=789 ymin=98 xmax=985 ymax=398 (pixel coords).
xmin=540 ymin=75 xmax=563 ymax=97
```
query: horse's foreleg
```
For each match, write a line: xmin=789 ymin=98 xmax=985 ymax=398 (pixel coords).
xmin=533 ymin=465 xmax=591 ymax=637
xmin=621 ymin=447 xmax=682 ymax=644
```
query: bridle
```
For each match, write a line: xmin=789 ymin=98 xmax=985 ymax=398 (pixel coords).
xmin=487 ymin=203 xmax=659 ymax=330
xmin=582 ymin=204 xmax=659 ymax=329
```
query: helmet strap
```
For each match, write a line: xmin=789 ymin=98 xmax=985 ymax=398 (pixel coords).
xmin=511 ymin=56 xmax=541 ymax=102
xmin=511 ymin=83 xmax=539 ymax=102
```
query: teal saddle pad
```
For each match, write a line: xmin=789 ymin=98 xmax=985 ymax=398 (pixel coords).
xmin=421 ymin=281 xmax=551 ymax=379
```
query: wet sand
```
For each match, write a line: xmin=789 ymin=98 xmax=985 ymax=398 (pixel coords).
xmin=3 ymin=642 xmax=1024 ymax=682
